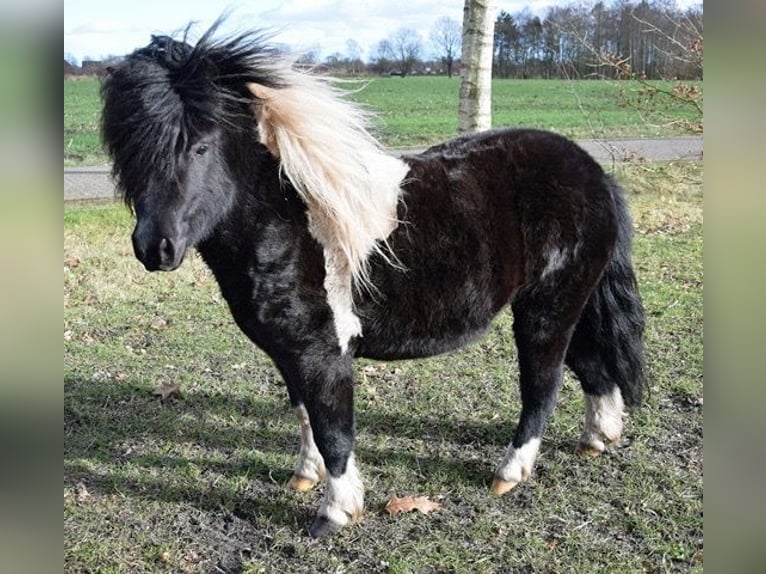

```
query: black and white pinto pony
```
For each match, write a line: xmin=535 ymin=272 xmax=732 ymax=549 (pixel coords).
xmin=101 ymin=25 xmax=645 ymax=538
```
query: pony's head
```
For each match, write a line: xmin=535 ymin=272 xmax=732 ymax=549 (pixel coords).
xmin=101 ymin=21 xmax=408 ymax=288
xmin=101 ymin=25 xmax=283 ymax=271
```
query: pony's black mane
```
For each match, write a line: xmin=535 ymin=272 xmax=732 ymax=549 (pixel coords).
xmin=101 ymin=21 xmax=285 ymax=207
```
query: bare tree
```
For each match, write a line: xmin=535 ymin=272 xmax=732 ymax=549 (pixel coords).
xmin=346 ymin=39 xmax=363 ymax=75
xmin=295 ymin=50 xmax=319 ymax=68
xmin=459 ymin=0 xmax=496 ymax=132
xmin=324 ymin=52 xmax=344 ymax=72
xmin=562 ymin=3 xmax=703 ymax=133
xmin=430 ymin=17 xmax=462 ymax=78
xmin=389 ymin=28 xmax=423 ymax=76
xmin=371 ymin=39 xmax=394 ymax=74
xmin=64 ymin=52 xmax=79 ymax=67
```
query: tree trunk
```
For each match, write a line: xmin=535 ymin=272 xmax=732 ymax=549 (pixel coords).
xmin=459 ymin=0 xmax=496 ymax=133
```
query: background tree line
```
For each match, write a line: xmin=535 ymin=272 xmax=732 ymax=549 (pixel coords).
xmin=65 ymin=0 xmax=701 ymax=83
xmin=494 ymin=0 xmax=702 ymax=80
xmin=318 ymin=0 xmax=701 ymax=81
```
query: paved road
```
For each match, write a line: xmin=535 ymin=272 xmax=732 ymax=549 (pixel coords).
xmin=64 ymin=136 xmax=702 ymax=202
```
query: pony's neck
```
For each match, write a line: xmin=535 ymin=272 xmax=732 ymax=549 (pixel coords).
xmin=197 ymin=146 xmax=309 ymax=270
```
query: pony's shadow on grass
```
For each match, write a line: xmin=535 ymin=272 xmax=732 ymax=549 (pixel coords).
xmin=65 ymin=374 xmax=308 ymax=531
xmin=64 ymin=373 xmax=528 ymax=524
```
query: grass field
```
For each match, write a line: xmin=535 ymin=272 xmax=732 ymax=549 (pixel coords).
xmin=64 ymin=76 xmax=701 ymax=165
xmin=64 ymin=161 xmax=703 ymax=573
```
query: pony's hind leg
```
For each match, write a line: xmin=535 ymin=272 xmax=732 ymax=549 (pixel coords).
xmin=287 ymin=404 xmax=326 ymax=491
xmin=564 ymin=224 xmax=645 ymax=457
xmin=492 ymin=330 xmax=569 ymax=494
xmin=579 ymin=387 xmax=625 ymax=457
xmin=492 ymin=289 xmax=582 ymax=496
xmin=564 ymin=297 xmax=644 ymax=456
xmin=491 ymin=230 xmax=615 ymax=496
xmin=565 ymin=330 xmax=626 ymax=456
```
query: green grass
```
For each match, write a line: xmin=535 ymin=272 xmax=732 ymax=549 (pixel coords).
xmin=64 ymin=162 xmax=703 ymax=573
xmin=348 ymin=77 xmax=701 ymax=148
xmin=65 ymin=76 xmax=702 ymax=165
xmin=64 ymin=78 xmax=106 ymax=165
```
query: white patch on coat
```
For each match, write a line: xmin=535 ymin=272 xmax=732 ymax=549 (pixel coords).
xmin=541 ymin=247 xmax=569 ymax=279
xmin=309 ymin=220 xmax=362 ymax=354
xmin=579 ymin=387 xmax=625 ymax=453
xmin=318 ymin=453 xmax=364 ymax=526
xmin=495 ymin=437 xmax=541 ymax=484
xmin=292 ymin=405 xmax=326 ymax=483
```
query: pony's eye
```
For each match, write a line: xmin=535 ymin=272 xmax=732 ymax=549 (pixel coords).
xmin=195 ymin=144 xmax=209 ymax=156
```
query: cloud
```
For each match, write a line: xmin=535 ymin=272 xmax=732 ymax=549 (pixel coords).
xmin=252 ymin=0 xmax=465 ymax=58
xmin=68 ymin=20 xmax=146 ymax=36
xmin=262 ymin=0 xmax=336 ymax=20
xmin=64 ymin=19 xmax=154 ymax=60
xmin=65 ymin=0 xmax=591 ymax=63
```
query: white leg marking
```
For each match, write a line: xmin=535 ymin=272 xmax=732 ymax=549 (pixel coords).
xmin=318 ymin=453 xmax=364 ymax=526
xmin=495 ymin=437 xmax=541 ymax=484
xmin=291 ymin=405 xmax=326 ymax=486
xmin=579 ymin=387 xmax=625 ymax=453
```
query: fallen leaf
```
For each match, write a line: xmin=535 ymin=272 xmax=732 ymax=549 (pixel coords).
xmin=153 ymin=381 xmax=181 ymax=402
xmin=75 ymin=482 xmax=91 ymax=503
xmin=385 ymin=495 xmax=442 ymax=516
xmin=64 ymin=256 xmax=82 ymax=268
xmin=181 ymin=550 xmax=201 ymax=571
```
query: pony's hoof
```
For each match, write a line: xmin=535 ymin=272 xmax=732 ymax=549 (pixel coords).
xmin=288 ymin=475 xmax=318 ymax=492
xmin=576 ymin=443 xmax=604 ymax=458
xmin=491 ymin=477 xmax=519 ymax=496
xmin=308 ymin=516 xmax=344 ymax=539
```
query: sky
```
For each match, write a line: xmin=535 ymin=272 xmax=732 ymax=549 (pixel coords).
xmin=64 ymin=0 xmax=700 ymax=64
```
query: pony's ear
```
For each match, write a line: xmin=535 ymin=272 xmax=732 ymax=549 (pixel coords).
xmin=246 ymin=82 xmax=280 ymax=157
xmin=247 ymin=82 xmax=274 ymax=99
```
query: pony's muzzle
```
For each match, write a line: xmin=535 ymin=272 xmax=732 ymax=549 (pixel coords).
xmin=132 ymin=230 xmax=186 ymax=272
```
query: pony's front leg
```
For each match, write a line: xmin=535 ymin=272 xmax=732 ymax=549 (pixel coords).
xmin=299 ymin=357 xmax=364 ymax=538
xmin=287 ymin=404 xmax=326 ymax=492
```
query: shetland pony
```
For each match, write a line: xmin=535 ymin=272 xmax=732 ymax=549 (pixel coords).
xmin=101 ymin=24 xmax=645 ymax=538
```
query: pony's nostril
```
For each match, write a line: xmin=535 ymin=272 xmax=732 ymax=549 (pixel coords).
xmin=159 ymin=237 xmax=174 ymax=262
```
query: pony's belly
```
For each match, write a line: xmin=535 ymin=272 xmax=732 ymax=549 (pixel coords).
xmin=354 ymin=272 xmax=505 ymax=361
xmin=355 ymin=321 xmax=490 ymax=361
